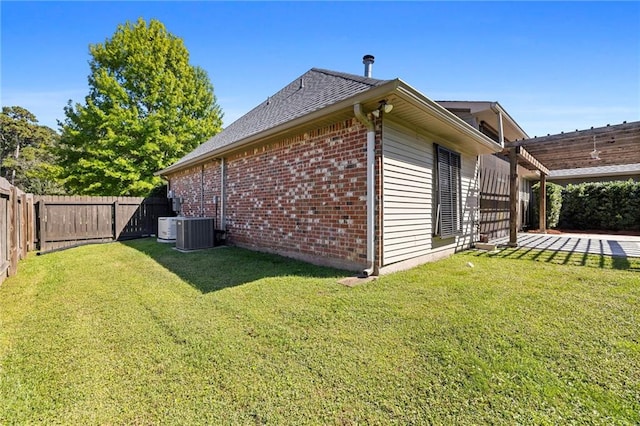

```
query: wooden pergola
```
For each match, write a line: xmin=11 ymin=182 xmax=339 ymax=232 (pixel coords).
xmin=503 ymin=121 xmax=640 ymax=246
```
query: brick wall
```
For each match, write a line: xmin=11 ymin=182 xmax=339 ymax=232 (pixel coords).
xmin=168 ymin=160 xmax=222 ymax=225
xmin=167 ymin=118 xmax=373 ymax=270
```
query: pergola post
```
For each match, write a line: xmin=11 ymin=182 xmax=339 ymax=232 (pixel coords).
xmin=508 ymin=147 xmax=519 ymax=247
xmin=539 ymin=173 xmax=547 ymax=233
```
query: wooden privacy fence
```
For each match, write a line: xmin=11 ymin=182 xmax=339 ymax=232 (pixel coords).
xmin=0 ymin=177 xmax=35 ymax=284
xmin=0 ymin=177 xmax=172 ymax=284
xmin=35 ymin=196 xmax=172 ymax=253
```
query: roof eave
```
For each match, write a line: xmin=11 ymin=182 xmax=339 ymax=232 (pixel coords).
xmin=395 ymin=81 xmax=504 ymax=155
xmin=490 ymin=101 xmax=530 ymax=140
xmin=157 ymin=80 xmax=402 ymax=176
xmin=158 ymin=78 xmax=504 ymax=176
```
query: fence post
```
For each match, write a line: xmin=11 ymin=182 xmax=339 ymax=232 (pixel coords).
xmin=26 ymin=194 xmax=34 ymax=252
xmin=37 ymin=200 xmax=46 ymax=252
xmin=19 ymin=193 xmax=28 ymax=259
xmin=8 ymin=186 xmax=19 ymax=276
xmin=113 ymin=199 xmax=119 ymax=241
xmin=145 ymin=199 xmax=151 ymax=236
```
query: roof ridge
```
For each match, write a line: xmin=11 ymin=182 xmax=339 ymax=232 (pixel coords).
xmin=310 ymin=67 xmax=390 ymax=86
xmin=161 ymin=66 xmax=395 ymax=173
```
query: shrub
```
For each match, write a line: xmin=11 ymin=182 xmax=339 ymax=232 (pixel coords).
xmin=532 ymin=181 xmax=563 ymax=228
xmin=559 ymin=180 xmax=640 ymax=231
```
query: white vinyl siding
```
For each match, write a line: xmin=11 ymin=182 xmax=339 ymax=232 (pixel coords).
xmin=382 ymin=123 xmax=433 ymax=265
xmin=382 ymin=121 xmax=480 ymax=267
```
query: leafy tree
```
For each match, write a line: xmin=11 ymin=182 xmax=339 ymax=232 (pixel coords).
xmin=58 ymin=18 xmax=222 ymax=196
xmin=0 ymin=106 xmax=65 ymax=194
xmin=1 ymin=106 xmax=40 ymax=170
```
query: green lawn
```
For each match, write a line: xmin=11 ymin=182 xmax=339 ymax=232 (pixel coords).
xmin=1 ymin=239 xmax=638 ymax=425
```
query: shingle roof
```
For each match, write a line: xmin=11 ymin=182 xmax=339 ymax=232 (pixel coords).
xmin=171 ymin=68 xmax=391 ymax=168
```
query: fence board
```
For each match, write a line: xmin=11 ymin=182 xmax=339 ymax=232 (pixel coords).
xmin=0 ymin=189 xmax=9 ymax=282
xmin=34 ymin=196 xmax=171 ymax=253
xmin=0 ymin=186 xmax=171 ymax=284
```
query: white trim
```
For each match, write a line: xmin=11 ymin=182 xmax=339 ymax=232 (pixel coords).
xmin=158 ymin=79 xmax=503 ymax=176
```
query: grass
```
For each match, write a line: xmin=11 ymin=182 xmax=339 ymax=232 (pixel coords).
xmin=1 ymin=239 xmax=638 ymax=425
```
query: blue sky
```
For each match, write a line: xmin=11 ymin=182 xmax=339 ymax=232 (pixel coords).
xmin=2 ymin=1 xmax=639 ymax=138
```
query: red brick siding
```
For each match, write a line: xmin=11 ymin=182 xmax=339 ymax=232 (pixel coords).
xmin=168 ymin=118 xmax=371 ymax=269
xmin=168 ymin=159 xmax=222 ymax=225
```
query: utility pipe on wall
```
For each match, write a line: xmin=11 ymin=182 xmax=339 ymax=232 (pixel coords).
xmin=354 ymin=103 xmax=376 ymax=277
xmin=200 ymin=165 xmax=205 ymax=217
xmin=220 ymin=158 xmax=226 ymax=229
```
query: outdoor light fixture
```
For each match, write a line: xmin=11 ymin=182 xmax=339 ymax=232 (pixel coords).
xmin=590 ymin=135 xmax=601 ymax=160
xmin=371 ymin=100 xmax=394 ymax=118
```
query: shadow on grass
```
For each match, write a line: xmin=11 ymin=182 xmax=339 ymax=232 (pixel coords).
xmin=470 ymin=246 xmax=640 ymax=272
xmin=122 ymin=238 xmax=348 ymax=294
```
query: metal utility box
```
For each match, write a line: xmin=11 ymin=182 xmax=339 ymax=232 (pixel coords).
xmin=157 ymin=217 xmax=177 ymax=243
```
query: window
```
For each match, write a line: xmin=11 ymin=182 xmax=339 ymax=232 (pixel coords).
xmin=435 ymin=145 xmax=462 ymax=238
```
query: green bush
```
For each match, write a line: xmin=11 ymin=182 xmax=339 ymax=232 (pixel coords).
xmin=559 ymin=180 xmax=640 ymax=231
xmin=532 ymin=181 xmax=563 ymax=228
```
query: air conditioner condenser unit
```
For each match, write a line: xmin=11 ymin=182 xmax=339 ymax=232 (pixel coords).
xmin=176 ymin=217 xmax=215 ymax=251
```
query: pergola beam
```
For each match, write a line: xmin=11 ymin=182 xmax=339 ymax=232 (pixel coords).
xmin=503 ymin=120 xmax=638 ymax=246
xmin=516 ymin=146 xmax=549 ymax=175
xmin=505 ymin=121 xmax=640 ymax=147
xmin=504 ymin=144 xmax=550 ymax=247
xmin=499 ymin=146 xmax=550 ymax=175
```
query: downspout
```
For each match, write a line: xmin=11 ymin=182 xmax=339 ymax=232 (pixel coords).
xmin=200 ymin=165 xmax=205 ymax=217
xmin=491 ymin=103 xmax=505 ymax=148
xmin=220 ymin=158 xmax=226 ymax=230
xmin=354 ymin=103 xmax=376 ymax=277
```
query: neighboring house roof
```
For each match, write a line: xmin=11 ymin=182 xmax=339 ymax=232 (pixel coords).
xmin=436 ymin=101 xmax=529 ymax=142
xmin=158 ymin=68 xmax=503 ymax=176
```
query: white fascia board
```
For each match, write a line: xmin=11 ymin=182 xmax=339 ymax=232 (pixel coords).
xmin=395 ymin=81 xmax=503 ymax=154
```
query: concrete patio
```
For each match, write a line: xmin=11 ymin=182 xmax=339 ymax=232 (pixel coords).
xmin=492 ymin=232 xmax=640 ymax=258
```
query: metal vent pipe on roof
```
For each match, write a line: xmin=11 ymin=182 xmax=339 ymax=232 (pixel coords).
xmin=363 ymin=55 xmax=375 ymax=77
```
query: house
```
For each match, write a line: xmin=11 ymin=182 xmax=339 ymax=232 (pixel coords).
xmin=158 ymin=56 xmax=528 ymax=275
xmin=436 ymin=101 xmax=534 ymax=239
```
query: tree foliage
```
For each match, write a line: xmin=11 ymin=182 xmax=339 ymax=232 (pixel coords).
xmin=0 ymin=106 xmax=65 ymax=194
xmin=57 ymin=18 xmax=222 ymax=196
